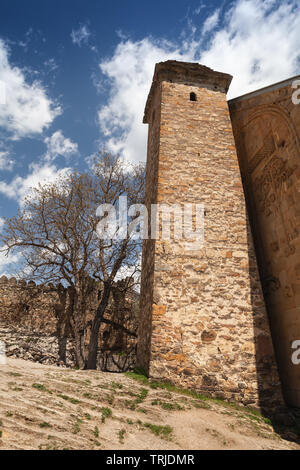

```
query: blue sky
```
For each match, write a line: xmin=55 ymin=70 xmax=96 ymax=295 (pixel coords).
xmin=0 ymin=0 xmax=300 ymax=274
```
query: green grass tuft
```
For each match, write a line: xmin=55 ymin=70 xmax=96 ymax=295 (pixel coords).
xmin=32 ymin=383 xmax=52 ymax=394
xmin=93 ymin=426 xmax=99 ymax=438
xmin=39 ymin=422 xmax=52 ymax=428
xmin=118 ymin=429 xmax=126 ymax=442
xmin=101 ymin=407 xmax=112 ymax=423
xmin=144 ymin=422 xmax=173 ymax=439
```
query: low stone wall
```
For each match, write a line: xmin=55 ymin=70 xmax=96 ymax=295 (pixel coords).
xmin=0 ymin=277 xmax=61 ymax=335
xmin=0 ymin=276 xmax=138 ymax=371
xmin=0 ymin=325 xmax=137 ymax=372
xmin=0 ymin=325 xmax=76 ymax=367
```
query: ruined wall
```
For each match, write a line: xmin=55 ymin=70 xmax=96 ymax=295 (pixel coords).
xmin=0 ymin=276 xmax=138 ymax=370
xmin=0 ymin=276 xmax=61 ymax=334
xmin=137 ymin=61 xmax=283 ymax=412
xmin=0 ymin=276 xmax=75 ymax=366
xmin=229 ymin=78 xmax=300 ymax=407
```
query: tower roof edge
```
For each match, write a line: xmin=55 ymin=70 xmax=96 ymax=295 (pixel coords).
xmin=143 ymin=60 xmax=233 ymax=123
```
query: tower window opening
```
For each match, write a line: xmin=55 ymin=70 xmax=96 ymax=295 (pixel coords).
xmin=190 ymin=92 xmax=197 ymax=102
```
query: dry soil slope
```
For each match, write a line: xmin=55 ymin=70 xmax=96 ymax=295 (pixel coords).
xmin=0 ymin=358 xmax=299 ymax=450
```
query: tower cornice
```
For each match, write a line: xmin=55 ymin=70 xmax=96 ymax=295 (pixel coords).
xmin=143 ymin=60 xmax=233 ymax=123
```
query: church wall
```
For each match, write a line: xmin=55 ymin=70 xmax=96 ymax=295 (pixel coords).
xmin=229 ymin=78 xmax=300 ymax=406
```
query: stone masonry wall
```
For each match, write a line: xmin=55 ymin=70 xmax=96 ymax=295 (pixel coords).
xmin=0 ymin=276 xmax=138 ymax=371
xmin=136 ymin=79 xmax=161 ymax=372
xmin=229 ymin=79 xmax=300 ymax=407
xmin=137 ymin=61 xmax=284 ymax=412
xmin=0 ymin=277 xmax=63 ymax=334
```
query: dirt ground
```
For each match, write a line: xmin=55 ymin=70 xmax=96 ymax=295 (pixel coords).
xmin=0 ymin=358 xmax=299 ymax=450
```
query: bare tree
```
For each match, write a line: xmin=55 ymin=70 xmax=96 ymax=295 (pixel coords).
xmin=0 ymin=152 xmax=145 ymax=369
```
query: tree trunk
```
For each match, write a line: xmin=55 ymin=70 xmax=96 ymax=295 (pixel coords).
xmin=73 ymin=329 xmax=86 ymax=369
xmin=70 ymin=287 xmax=86 ymax=369
xmin=58 ymin=336 xmax=67 ymax=364
xmin=86 ymin=282 xmax=111 ymax=369
xmin=55 ymin=289 xmax=67 ymax=364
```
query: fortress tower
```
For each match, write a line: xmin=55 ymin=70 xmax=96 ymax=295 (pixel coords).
xmin=136 ymin=61 xmax=283 ymax=411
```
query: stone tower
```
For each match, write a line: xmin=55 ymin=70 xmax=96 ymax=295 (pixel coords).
xmin=136 ymin=60 xmax=283 ymax=411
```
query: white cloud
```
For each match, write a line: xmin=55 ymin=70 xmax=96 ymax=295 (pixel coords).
xmin=0 ymin=217 xmax=5 ymax=231
xmin=91 ymin=71 xmax=104 ymax=94
xmin=98 ymin=39 xmax=190 ymax=163
xmin=18 ymin=27 xmax=33 ymax=51
xmin=96 ymin=0 xmax=300 ymax=163
xmin=200 ymin=0 xmax=300 ymax=97
xmin=0 ymin=39 xmax=61 ymax=139
xmin=0 ymin=151 xmax=14 ymax=171
xmin=44 ymin=130 xmax=78 ymax=162
xmin=195 ymin=4 xmax=207 ymax=16
xmin=44 ymin=58 xmax=58 ymax=73
xmin=202 ymin=9 xmax=220 ymax=36
xmin=0 ymin=246 xmax=22 ymax=277
xmin=71 ymin=24 xmax=91 ymax=47
xmin=0 ymin=162 xmax=71 ymax=207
